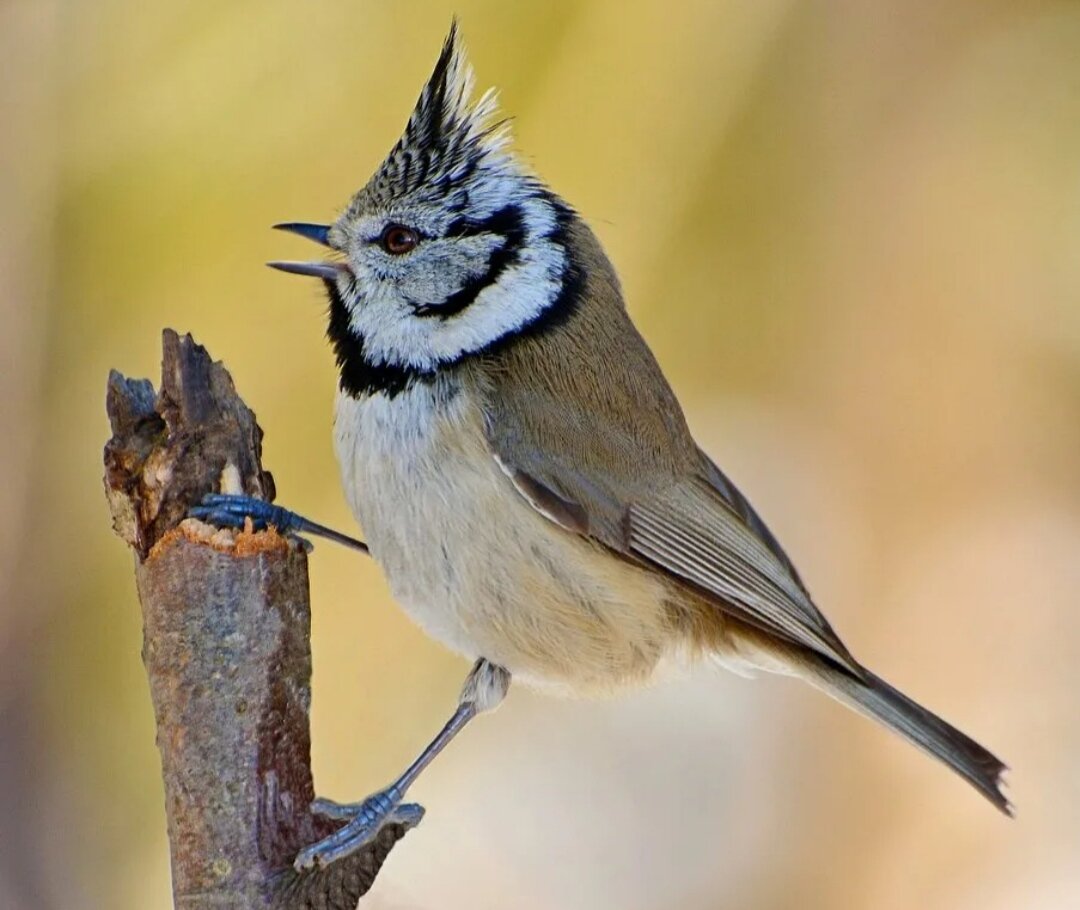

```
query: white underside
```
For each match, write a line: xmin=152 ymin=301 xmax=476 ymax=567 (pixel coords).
xmin=333 ymin=381 xmax=674 ymax=693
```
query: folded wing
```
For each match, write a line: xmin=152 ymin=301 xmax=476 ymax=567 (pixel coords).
xmin=483 ymin=391 xmax=859 ymax=675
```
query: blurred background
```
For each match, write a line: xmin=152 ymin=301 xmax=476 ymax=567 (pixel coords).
xmin=2 ymin=1 xmax=1079 ymax=907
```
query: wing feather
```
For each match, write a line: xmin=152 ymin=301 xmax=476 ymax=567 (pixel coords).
xmin=695 ymin=449 xmax=811 ymax=596
xmin=628 ymin=481 xmax=856 ymax=671
xmin=473 ymin=215 xmax=857 ymax=674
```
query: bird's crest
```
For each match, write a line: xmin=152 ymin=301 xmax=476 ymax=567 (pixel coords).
xmin=361 ymin=22 xmax=513 ymax=207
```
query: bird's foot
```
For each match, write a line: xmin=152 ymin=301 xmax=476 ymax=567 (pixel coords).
xmin=296 ymin=789 xmax=425 ymax=871
xmin=190 ymin=493 xmax=295 ymax=533
xmin=189 ymin=493 xmax=367 ymax=552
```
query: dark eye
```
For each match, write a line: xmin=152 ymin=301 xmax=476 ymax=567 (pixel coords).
xmin=380 ymin=224 xmax=419 ymax=255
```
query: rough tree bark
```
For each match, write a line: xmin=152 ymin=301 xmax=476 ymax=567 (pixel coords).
xmin=103 ymin=329 xmax=417 ymax=909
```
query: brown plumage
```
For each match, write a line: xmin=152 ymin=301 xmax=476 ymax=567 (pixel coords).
xmin=471 ymin=218 xmax=1011 ymax=814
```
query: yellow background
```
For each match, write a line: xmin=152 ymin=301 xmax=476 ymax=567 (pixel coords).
xmin=2 ymin=1 xmax=1078 ymax=907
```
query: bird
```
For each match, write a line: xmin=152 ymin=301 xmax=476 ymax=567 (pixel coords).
xmin=195 ymin=22 xmax=1010 ymax=871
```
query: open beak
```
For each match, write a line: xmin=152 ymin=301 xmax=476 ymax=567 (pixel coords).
xmin=268 ymin=221 xmax=350 ymax=279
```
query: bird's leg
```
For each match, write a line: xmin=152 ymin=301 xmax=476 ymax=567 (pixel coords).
xmin=189 ymin=493 xmax=368 ymax=553
xmin=294 ymin=659 xmax=511 ymax=872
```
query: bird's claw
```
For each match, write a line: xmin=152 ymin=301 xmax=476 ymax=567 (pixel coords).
xmin=296 ymin=790 xmax=424 ymax=871
xmin=189 ymin=493 xmax=368 ymax=553
xmin=188 ymin=492 xmax=281 ymax=532
xmin=189 ymin=493 xmax=308 ymax=537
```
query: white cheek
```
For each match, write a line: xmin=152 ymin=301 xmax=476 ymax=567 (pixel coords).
xmin=426 ymin=236 xmax=563 ymax=360
xmin=345 ymin=194 xmax=566 ymax=371
xmin=346 ymin=285 xmax=416 ymax=359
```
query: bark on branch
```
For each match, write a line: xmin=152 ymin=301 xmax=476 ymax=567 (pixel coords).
xmin=103 ymin=329 xmax=415 ymax=909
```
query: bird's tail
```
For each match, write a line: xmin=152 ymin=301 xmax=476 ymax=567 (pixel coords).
xmin=801 ymin=657 xmax=1012 ymax=815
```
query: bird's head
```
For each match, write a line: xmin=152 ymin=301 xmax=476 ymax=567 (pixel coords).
xmin=272 ymin=23 xmax=579 ymax=397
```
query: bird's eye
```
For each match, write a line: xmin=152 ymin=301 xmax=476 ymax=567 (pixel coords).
xmin=380 ymin=224 xmax=420 ymax=255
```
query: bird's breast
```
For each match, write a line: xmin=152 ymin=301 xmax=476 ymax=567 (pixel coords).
xmin=332 ymin=380 xmax=674 ymax=693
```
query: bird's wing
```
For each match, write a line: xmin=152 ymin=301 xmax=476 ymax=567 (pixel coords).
xmin=482 ymin=377 xmax=858 ymax=674
xmin=625 ymin=471 xmax=856 ymax=671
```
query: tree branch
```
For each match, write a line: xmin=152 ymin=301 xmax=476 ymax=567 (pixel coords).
xmin=103 ymin=329 xmax=416 ymax=909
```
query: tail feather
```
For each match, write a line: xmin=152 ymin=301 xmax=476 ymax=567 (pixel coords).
xmin=806 ymin=660 xmax=1012 ymax=815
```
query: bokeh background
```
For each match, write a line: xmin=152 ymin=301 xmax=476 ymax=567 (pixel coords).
xmin=2 ymin=1 xmax=1079 ymax=907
